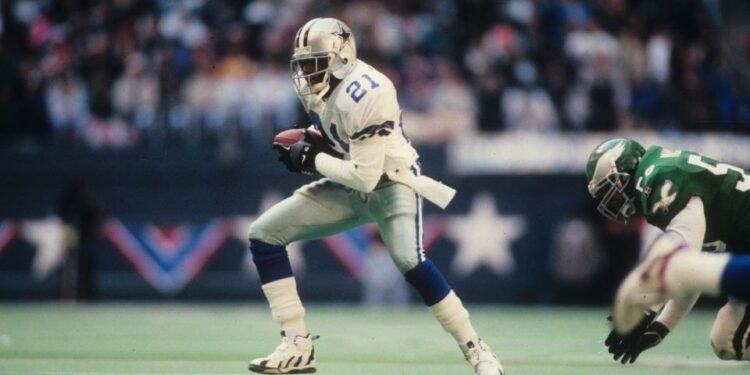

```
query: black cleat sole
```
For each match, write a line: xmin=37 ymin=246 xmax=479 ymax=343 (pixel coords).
xmin=248 ymin=364 xmax=316 ymax=374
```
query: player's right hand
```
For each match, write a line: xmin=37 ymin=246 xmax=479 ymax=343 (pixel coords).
xmin=604 ymin=310 xmax=669 ymax=364
xmin=274 ymin=140 xmax=319 ymax=174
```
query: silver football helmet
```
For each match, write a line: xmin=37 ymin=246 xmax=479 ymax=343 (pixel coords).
xmin=290 ymin=18 xmax=357 ymax=96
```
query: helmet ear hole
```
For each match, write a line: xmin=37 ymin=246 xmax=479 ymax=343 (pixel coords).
xmin=343 ymin=58 xmax=348 ymax=64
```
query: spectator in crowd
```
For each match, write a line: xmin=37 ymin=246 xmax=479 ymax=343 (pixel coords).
xmin=403 ymin=57 xmax=478 ymax=142
xmin=112 ymin=52 xmax=159 ymax=131
xmin=0 ymin=51 xmax=52 ymax=144
xmin=182 ymin=43 xmax=219 ymax=131
xmin=45 ymin=70 xmax=88 ymax=141
xmin=501 ymin=59 xmax=559 ymax=132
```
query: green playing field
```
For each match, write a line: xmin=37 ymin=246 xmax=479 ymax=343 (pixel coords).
xmin=1 ymin=303 xmax=748 ymax=375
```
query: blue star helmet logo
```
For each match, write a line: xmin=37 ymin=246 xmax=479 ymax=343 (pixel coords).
xmin=332 ymin=23 xmax=351 ymax=44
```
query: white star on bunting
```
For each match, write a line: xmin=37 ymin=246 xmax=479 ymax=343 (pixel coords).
xmin=446 ymin=193 xmax=525 ymax=277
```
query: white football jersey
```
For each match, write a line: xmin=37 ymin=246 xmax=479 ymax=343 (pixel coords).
xmin=302 ymin=60 xmax=455 ymax=208
xmin=303 ymin=60 xmax=418 ymax=172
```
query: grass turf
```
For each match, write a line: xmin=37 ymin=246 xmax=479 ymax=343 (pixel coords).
xmin=1 ymin=303 xmax=749 ymax=374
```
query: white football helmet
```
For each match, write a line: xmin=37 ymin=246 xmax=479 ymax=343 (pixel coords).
xmin=290 ymin=18 xmax=357 ymax=96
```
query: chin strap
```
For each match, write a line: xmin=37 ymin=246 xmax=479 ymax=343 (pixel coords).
xmin=321 ymin=77 xmax=339 ymax=101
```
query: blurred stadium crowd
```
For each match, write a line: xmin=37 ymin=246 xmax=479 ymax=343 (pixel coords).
xmin=1 ymin=0 xmax=749 ymax=149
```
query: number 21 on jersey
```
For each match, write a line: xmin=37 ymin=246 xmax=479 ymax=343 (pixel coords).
xmin=345 ymin=73 xmax=379 ymax=103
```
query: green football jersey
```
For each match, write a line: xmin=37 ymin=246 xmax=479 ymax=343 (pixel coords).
xmin=632 ymin=146 xmax=750 ymax=253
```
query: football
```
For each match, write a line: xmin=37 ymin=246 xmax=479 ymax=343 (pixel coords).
xmin=273 ymin=128 xmax=325 ymax=147
xmin=273 ymin=127 xmax=343 ymax=158
xmin=273 ymin=128 xmax=304 ymax=147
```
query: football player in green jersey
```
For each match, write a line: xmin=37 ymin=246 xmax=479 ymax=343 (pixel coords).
xmin=585 ymin=138 xmax=750 ymax=363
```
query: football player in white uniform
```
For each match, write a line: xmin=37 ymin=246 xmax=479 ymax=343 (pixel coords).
xmin=246 ymin=18 xmax=505 ymax=375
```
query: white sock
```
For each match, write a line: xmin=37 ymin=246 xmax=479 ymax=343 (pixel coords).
xmin=429 ymin=291 xmax=477 ymax=344
xmin=261 ymin=277 xmax=306 ymax=333
xmin=666 ymin=252 xmax=730 ymax=296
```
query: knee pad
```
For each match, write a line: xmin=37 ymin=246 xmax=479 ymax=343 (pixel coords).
xmin=404 ymin=260 xmax=451 ymax=306
xmin=249 ymin=240 xmax=292 ymax=284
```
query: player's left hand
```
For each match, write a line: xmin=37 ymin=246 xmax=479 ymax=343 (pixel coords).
xmin=274 ymin=141 xmax=319 ymax=174
xmin=604 ymin=310 xmax=669 ymax=364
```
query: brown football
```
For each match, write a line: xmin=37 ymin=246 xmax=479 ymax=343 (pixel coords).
xmin=273 ymin=128 xmax=342 ymax=158
xmin=273 ymin=128 xmax=306 ymax=147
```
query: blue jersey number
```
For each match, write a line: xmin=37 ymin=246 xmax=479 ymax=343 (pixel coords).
xmin=308 ymin=110 xmax=349 ymax=152
xmin=345 ymin=74 xmax=380 ymax=103
xmin=346 ymin=81 xmax=366 ymax=103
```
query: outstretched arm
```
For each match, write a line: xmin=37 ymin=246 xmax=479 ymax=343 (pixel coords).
xmin=654 ymin=196 xmax=706 ymax=330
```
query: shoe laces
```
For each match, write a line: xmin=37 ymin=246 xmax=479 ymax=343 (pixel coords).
xmin=270 ymin=332 xmax=319 ymax=359
xmin=463 ymin=340 xmax=481 ymax=359
xmin=465 ymin=342 xmax=495 ymax=365
xmin=466 ymin=346 xmax=483 ymax=363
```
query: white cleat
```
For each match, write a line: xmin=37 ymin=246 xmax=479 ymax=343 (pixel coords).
xmin=248 ymin=330 xmax=317 ymax=374
xmin=460 ymin=337 xmax=506 ymax=375
xmin=613 ymin=236 xmax=689 ymax=334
